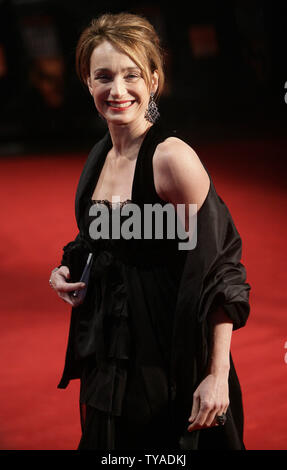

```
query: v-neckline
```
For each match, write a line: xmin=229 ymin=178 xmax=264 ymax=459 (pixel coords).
xmin=91 ymin=124 xmax=155 ymax=203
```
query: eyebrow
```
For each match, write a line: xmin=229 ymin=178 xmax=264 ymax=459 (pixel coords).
xmin=93 ymin=67 xmax=141 ymax=74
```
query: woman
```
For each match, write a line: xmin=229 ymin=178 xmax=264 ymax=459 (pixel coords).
xmin=49 ymin=13 xmax=250 ymax=450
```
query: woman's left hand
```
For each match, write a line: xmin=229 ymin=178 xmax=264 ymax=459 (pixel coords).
xmin=187 ymin=373 xmax=229 ymax=432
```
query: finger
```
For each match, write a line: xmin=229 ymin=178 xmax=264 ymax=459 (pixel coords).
xmin=59 ymin=292 xmax=82 ymax=307
xmin=61 ymin=267 xmax=70 ymax=279
xmin=52 ymin=268 xmax=86 ymax=293
xmin=205 ymin=407 xmax=218 ymax=427
xmin=51 ymin=266 xmax=70 ymax=283
xmin=188 ymin=394 xmax=200 ymax=423
xmin=59 ymin=281 xmax=86 ymax=293
xmin=223 ymin=402 xmax=229 ymax=414
xmin=59 ymin=292 xmax=74 ymax=305
xmin=188 ymin=399 xmax=210 ymax=431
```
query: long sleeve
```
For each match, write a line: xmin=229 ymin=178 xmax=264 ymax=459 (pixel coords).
xmin=60 ymin=232 xmax=92 ymax=282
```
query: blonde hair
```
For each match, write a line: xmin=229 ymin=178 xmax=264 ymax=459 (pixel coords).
xmin=75 ymin=12 xmax=165 ymax=99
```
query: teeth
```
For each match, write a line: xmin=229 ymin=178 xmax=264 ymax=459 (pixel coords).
xmin=108 ymin=101 xmax=133 ymax=108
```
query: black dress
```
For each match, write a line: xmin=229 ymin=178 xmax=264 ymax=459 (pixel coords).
xmin=57 ymin=123 xmax=251 ymax=450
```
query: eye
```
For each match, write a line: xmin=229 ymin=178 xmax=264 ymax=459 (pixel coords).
xmin=125 ymin=73 xmax=141 ymax=81
xmin=94 ymin=75 xmax=111 ymax=83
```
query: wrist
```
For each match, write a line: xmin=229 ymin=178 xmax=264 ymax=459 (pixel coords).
xmin=208 ymin=361 xmax=230 ymax=378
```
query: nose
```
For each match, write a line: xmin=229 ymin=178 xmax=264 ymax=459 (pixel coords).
xmin=110 ymin=76 xmax=126 ymax=98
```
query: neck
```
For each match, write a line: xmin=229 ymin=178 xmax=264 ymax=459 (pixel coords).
xmin=107 ymin=119 xmax=153 ymax=158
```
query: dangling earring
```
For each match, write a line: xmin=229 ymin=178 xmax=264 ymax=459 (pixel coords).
xmin=145 ymin=92 xmax=160 ymax=124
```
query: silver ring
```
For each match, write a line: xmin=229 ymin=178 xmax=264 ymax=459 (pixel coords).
xmin=49 ymin=267 xmax=60 ymax=289
xmin=216 ymin=413 xmax=227 ymax=426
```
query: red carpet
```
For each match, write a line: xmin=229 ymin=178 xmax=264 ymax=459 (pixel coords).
xmin=0 ymin=136 xmax=286 ymax=450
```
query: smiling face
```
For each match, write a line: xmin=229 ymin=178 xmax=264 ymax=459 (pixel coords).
xmin=87 ymin=41 xmax=158 ymax=127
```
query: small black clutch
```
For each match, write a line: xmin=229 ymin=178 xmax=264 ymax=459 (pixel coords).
xmin=71 ymin=252 xmax=93 ymax=302
xmin=61 ymin=236 xmax=93 ymax=303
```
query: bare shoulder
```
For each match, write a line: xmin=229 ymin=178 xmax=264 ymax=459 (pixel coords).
xmin=153 ymin=137 xmax=210 ymax=207
xmin=154 ymin=137 xmax=206 ymax=177
xmin=155 ymin=136 xmax=198 ymax=160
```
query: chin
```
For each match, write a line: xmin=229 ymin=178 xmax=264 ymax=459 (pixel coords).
xmin=106 ymin=116 xmax=131 ymax=126
xmin=106 ymin=111 xmax=138 ymax=126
